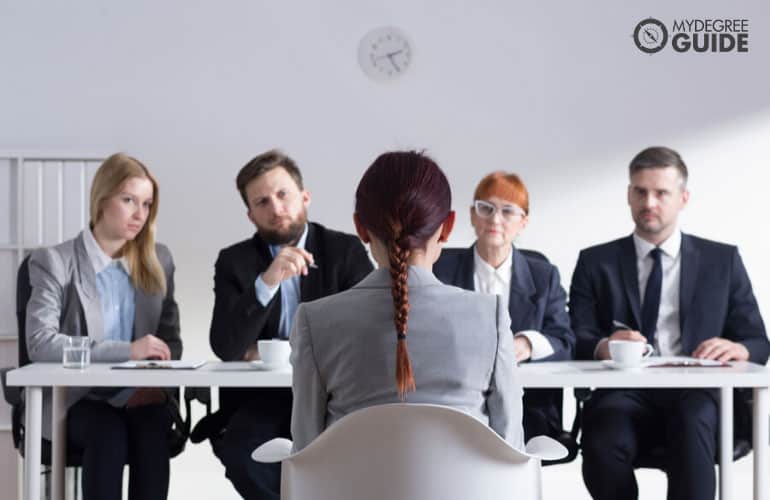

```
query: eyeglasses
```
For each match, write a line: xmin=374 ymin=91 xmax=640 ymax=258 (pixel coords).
xmin=473 ymin=200 xmax=526 ymax=221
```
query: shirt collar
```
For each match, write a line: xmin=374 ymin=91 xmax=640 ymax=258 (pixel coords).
xmin=268 ymin=224 xmax=309 ymax=258
xmin=632 ymin=228 xmax=682 ymax=260
xmin=83 ymin=227 xmax=130 ymax=274
xmin=473 ymin=245 xmax=513 ymax=282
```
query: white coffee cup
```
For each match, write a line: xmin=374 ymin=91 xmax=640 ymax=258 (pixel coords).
xmin=257 ymin=339 xmax=291 ymax=369
xmin=608 ymin=340 xmax=653 ymax=368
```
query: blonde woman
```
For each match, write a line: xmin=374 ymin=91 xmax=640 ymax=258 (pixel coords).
xmin=26 ymin=153 xmax=181 ymax=500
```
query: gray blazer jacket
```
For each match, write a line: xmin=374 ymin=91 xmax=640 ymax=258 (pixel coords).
xmin=25 ymin=231 xmax=181 ymax=438
xmin=290 ymin=266 xmax=524 ymax=452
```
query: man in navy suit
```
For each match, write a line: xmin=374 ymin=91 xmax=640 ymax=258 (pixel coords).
xmin=570 ymin=146 xmax=769 ymax=500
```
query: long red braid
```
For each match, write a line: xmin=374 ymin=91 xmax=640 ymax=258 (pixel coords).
xmin=388 ymin=239 xmax=415 ymax=399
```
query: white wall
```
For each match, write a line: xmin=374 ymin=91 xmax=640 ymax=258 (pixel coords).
xmin=1 ymin=1 xmax=768 ymax=498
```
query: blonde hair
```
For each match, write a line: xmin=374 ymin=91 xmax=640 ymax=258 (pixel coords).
xmin=89 ymin=153 xmax=166 ymax=295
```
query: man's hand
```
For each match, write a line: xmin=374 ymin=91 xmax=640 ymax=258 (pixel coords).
xmin=595 ymin=329 xmax=647 ymax=360
xmin=126 ymin=388 xmax=167 ymax=408
xmin=692 ymin=337 xmax=749 ymax=362
xmin=261 ymin=247 xmax=315 ymax=287
xmin=243 ymin=345 xmax=259 ymax=361
xmin=130 ymin=335 xmax=171 ymax=361
xmin=514 ymin=336 xmax=533 ymax=362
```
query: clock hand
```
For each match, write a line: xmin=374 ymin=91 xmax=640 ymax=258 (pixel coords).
xmin=387 ymin=53 xmax=401 ymax=72
xmin=374 ymin=50 xmax=404 ymax=61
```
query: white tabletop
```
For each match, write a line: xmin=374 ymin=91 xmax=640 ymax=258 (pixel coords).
xmin=517 ymin=360 xmax=770 ymax=388
xmin=8 ymin=359 xmax=769 ymax=389
xmin=6 ymin=361 xmax=292 ymax=387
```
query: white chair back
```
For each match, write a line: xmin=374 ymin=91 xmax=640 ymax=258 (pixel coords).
xmin=253 ymin=403 xmax=567 ymax=500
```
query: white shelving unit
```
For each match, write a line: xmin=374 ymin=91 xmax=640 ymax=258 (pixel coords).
xmin=0 ymin=152 xmax=104 ymax=500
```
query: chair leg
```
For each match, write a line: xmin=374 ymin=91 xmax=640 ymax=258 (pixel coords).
xmin=17 ymin=455 xmax=24 ymax=500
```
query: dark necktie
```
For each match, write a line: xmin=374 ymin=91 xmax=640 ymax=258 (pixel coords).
xmin=641 ymin=247 xmax=662 ymax=344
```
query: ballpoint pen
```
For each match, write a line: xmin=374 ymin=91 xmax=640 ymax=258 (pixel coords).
xmin=612 ymin=320 xmax=633 ymax=331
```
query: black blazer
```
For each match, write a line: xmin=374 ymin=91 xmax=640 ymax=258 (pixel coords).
xmin=569 ymin=233 xmax=769 ymax=363
xmin=210 ymin=222 xmax=374 ymax=361
xmin=433 ymin=245 xmax=574 ymax=362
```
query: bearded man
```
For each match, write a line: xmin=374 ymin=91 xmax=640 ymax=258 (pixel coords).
xmin=208 ymin=149 xmax=373 ymax=500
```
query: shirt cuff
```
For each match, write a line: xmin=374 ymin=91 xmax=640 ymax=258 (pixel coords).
xmin=593 ymin=338 xmax=609 ymax=360
xmin=255 ymin=275 xmax=280 ymax=306
xmin=514 ymin=330 xmax=555 ymax=360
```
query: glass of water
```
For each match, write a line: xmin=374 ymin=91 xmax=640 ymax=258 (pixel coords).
xmin=63 ymin=337 xmax=91 ymax=369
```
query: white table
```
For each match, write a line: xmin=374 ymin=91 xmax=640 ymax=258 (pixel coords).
xmin=517 ymin=361 xmax=770 ymax=500
xmin=7 ymin=361 xmax=291 ymax=500
xmin=8 ymin=360 xmax=770 ymax=500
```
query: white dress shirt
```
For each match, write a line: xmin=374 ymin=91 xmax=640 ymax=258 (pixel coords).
xmin=473 ymin=246 xmax=554 ymax=359
xmin=633 ymin=230 xmax=683 ymax=356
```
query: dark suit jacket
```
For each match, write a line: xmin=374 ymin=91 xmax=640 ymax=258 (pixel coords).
xmin=569 ymin=233 xmax=769 ymax=363
xmin=434 ymin=245 xmax=574 ymax=361
xmin=209 ymin=222 xmax=373 ymax=416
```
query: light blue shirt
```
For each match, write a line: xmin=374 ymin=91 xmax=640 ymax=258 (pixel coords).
xmin=83 ymin=228 xmax=136 ymax=405
xmin=254 ymin=225 xmax=309 ymax=339
xmin=96 ymin=262 xmax=135 ymax=343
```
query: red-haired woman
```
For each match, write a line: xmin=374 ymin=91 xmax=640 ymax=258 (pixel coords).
xmin=433 ymin=172 xmax=574 ymax=442
xmin=289 ymin=151 xmax=523 ymax=451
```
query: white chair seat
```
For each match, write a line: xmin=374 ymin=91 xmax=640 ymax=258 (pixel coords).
xmin=253 ymin=403 xmax=567 ymax=500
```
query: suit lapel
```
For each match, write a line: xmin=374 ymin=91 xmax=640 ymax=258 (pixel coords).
xmin=133 ymin=287 xmax=161 ymax=340
xmin=679 ymin=233 xmax=699 ymax=338
xmin=619 ymin=236 xmax=642 ymax=329
xmin=456 ymin=246 xmax=476 ymax=291
xmin=508 ymin=247 xmax=537 ymax=331
xmin=73 ymin=234 xmax=104 ymax=341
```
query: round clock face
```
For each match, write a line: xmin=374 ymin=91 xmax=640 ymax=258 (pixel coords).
xmin=358 ymin=27 xmax=413 ymax=81
xmin=633 ymin=18 xmax=668 ymax=54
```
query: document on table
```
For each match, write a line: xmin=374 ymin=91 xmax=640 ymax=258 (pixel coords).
xmin=645 ymin=357 xmax=730 ymax=368
xmin=112 ymin=360 xmax=207 ymax=370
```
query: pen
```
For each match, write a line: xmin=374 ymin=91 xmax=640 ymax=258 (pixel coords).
xmin=612 ymin=320 xmax=633 ymax=331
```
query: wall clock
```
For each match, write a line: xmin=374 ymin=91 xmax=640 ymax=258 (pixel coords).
xmin=358 ymin=26 xmax=413 ymax=81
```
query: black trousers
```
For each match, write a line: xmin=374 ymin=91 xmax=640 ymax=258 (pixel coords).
xmin=219 ymin=389 xmax=293 ymax=500
xmin=522 ymin=388 xmax=563 ymax=441
xmin=67 ymin=399 xmax=172 ymax=500
xmin=581 ymin=388 xmax=718 ymax=500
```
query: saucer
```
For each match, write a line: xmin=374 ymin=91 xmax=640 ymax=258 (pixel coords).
xmin=601 ymin=360 xmax=647 ymax=371
xmin=250 ymin=360 xmax=290 ymax=371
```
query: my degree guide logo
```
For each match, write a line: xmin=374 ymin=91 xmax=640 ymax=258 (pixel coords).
xmin=633 ymin=17 xmax=749 ymax=54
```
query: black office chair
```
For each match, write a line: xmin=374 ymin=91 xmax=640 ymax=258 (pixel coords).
xmin=0 ymin=255 xmax=193 ymax=487
xmin=571 ymin=387 xmax=753 ymax=470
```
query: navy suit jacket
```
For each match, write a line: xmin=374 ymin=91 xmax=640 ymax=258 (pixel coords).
xmin=434 ymin=245 xmax=575 ymax=362
xmin=569 ymin=233 xmax=769 ymax=363
xmin=209 ymin=222 xmax=373 ymax=421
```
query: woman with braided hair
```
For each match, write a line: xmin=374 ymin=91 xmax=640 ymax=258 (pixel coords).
xmin=289 ymin=150 xmax=523 ymax=452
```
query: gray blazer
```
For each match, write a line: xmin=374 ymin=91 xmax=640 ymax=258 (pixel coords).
xmin=25 ymin=231 xmax=181 ymax=438
xmin=290 ymin=266 xmax=524 ymax=452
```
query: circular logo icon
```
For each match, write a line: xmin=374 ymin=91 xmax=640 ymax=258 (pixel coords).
xmin=633 ymin=18 xmax=668 ymax=54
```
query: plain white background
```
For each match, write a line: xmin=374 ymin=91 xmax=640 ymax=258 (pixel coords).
xmin=1 ymin=1 xmax=768 ymax=498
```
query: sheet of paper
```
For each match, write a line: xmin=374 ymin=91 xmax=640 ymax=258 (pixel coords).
xmin=111 ymin=360 xmax=207 ymax=370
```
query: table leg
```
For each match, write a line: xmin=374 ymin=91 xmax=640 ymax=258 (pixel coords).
xmin=23 ymin=386 xmax=42 ymax=500
xmin=52 ymin=386 xmax=67 ymax=500
xmin=720 ymin=387 xmax=734 ymax=500
xmin=753 ymin=387 xmax=768 ymax=500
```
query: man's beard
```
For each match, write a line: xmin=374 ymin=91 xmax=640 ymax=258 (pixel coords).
xmin=258 ymin=211 xmax=308 ymax=246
